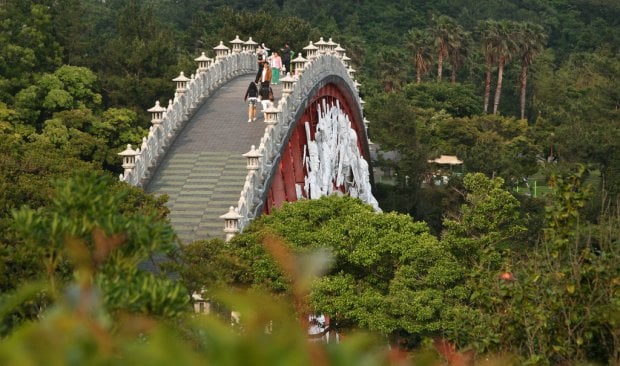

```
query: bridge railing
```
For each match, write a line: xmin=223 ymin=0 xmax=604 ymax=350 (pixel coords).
xmin=119 ymin=51 xmax=257 ymax=187
xmin=236 ymin=53 xmax=362 ymax=230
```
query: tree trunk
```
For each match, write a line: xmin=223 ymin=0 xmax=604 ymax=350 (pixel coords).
xmin=451 ymin=67 xmax=457 ymax=84
xmin=520 ymin=62 xmax=528 ymax=120
xmin=416 ymin=64 xmax=421 ymax=83
xmin=483 ymin=60 xmax=492 ymax=113
xmin=437 ymin=52 xmax=444 ymax=82
xmin=493 ymin=58 xmax=505 ymax=114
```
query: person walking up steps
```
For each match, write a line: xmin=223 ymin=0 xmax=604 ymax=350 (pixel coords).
xmin=259 ymin=61 xmax=272 ymax=110
xmin=244 ymin=81 xmax=259 ymax=122
xmin=280 ymin=42 xmax=291 ymax=76
xmin=255 ymin=45 xmax=266 ymax=83
xmin=270 ymin=51 xmax=282 ymax=84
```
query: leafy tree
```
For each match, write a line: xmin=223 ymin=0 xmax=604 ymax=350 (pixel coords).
xmin=403 ymin=82 xmax=483 ymax=117
xmin=365 ymin=92 xmax=427 ymax=188
xmin=375 ymin=47 xmax=408 ymax=92
xmin=0 ymin=2 xmax=62 ymax=102
xmin=14 ymin=65 xmax=102 ymax=128
xmin=10 ymin=173 xmax=187 ymax=318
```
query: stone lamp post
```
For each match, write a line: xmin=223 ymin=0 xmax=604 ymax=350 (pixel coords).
xmin=243 ymin=37 xmax=258 ymax=53
xmin=326 ymin=38 xmax=337 ymax=54
xmin=315 ymin=37 xmax=328 ymax=55
xmin=118 ymin=144 xmax=139 ymax=178
xmin=173 ymin=72 xmax=190 ymax=95
xmin=243 ymin=145 xmax=262 ymax=172
xmin=291 ymin=53 xmax=308 ymax=76
xmin=347 ymin=65 xmax=356 ymax=78
xmin=230 ymin=35 xmax=244 ymax=53
xmin=194 ymin=52 xmax=213 ymax=73
xmin=263 ymin=103 xmax=279 ymax=130
xmin=341 ymin=53 xmax=351 ymax=67
xmin=220 ymin=206 xmax=242 ymax=241
xmin=147 ymin=101 xmax=166 ymax=129
xmin=303 ymin=41 xmax=318 ymax=60
xmin=334 ymin=44 xmax=346 ymax=58
xmin=213 ymin=41 xmax=230 ymax=61
xmin=280 ymin=73 xmax=296 ymax=97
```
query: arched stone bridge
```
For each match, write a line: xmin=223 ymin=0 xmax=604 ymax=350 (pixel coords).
xmin=119 ymin=37 xmax=379 ymax=243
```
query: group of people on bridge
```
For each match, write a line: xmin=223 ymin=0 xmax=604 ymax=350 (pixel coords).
xmin=244 ymin=42 xmax=294 ymax=123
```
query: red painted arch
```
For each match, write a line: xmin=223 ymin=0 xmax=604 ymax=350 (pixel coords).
xmin=262 ymin=81 xmax=369 ymax=215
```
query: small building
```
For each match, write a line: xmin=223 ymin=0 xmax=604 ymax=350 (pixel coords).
xmin=426 ymin=154 xmax=463 ymax=185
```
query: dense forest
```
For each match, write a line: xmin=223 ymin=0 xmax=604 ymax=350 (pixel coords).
xmin=0 ymin=0 xmax=619 ymax=364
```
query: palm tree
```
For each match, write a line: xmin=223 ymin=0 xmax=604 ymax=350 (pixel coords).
xmin=431 ymin=15 xmax=458 ymax=82
xmin=477 ymin=20 xmax=499 ymax=113
xmin=447 ymin=26 xmax=469 ymax=84
xmin=515 ymin=22 xmax=546 ymax=120
xmin=492 ymin=20 xmax=517 ymax=115
xmin=406 ymin=29 xmax=433 ymax=83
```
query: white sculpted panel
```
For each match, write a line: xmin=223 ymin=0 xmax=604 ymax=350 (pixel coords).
xmin=303 ymin=99 xmax=380 ymax=211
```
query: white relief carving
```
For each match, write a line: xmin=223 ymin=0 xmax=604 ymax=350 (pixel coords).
xmin=303 ymin=99 xmax=381 ymax=211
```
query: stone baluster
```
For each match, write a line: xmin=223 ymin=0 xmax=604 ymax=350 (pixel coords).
xmin=303 ymin=41 xmax=318 ymax=60
xmin=341 ymin=53 xmax=351 ymax=67
xmin=291 ymin=53 xmax=308 ymax=76
xmin=230 ymin=35 xmax=244 ymax=53
xmin=280 ymin=73 xmax=296 ymax=97
xmin=194 ymin=52 xmax=213 ymax=74
xmin=244 ymin=37 xmax=258 ymax=53
xmin=220 ymin=206 xmax=242 ymax=242
xmin=243 ymin=145 xmax=262 ymax=172
xmin=147 ymin=100 xmax=166 ymax=131
xmin=173 ymin=72 xmax=190 ymax=96
xmin=315 ymin=37 xmax=327 ymax=55
xmin=334 ymin=44 xmax=345 ymax=58
xmin=213 ymin=41 xmax=230 ymax=61
xmin=326 ymin=37 xmax=337 ymax=54
xmin=263 ymin=103 xmax=279 ymax=130
xmin=118 ymin=144 xmax=139 ymax=180
xmin=347 ymin=65 xmax=356 ymax=78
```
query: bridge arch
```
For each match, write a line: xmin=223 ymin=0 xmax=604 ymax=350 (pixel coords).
xmin=238 ymin=54 xmax=379 ymax=230
xmin=260 ymin=75 xmax=374 ymax=214
xmin=118 ymin=38 xmax=378 ymax=241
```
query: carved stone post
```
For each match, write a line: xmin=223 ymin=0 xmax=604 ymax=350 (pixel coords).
xmin=341 ymin=53 xmax=351 ymax=67
xmin=173 ymin=72 xmax=190 ymax=95
xmin=303 ymin=41 xmax=318 ymax=60
xmin=243 ymin=145 xmax=262 ymax=172
xmin=334 ymin=44 xmax=345 ymax=58
xmin=118 ymin=144 xmax=138 ymax=178
xmin=291 ymin=53 xmax=308 ymax=76
xmin=326 ymin=37 xmax=337 ymax=54
xmin=263 ymin=103 xmax=279 ymax=130
xmin=194 ymin=52 xmax=213 ymax=73
xmin=347 ymin=65 xmax=356 ymax=78
xmin=315 ymin=37 xmax=327 ymax=55
xmin=230 ymin=35 xmax=244 ymax=53
xmin=220 ymin=206 xmax=242 ymax=242
xmin=243 ymin=37 xmax=258 ymax=53
xmin=280 ymin=73 xmax=296 ymax=97
xmin=213 ymin=41 xmax=230 ymax=61
xmin=147 ymin=101 xmax=166 ymax=129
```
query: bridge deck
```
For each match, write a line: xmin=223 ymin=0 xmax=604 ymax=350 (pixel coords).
xmin=147 ymin=73 xmax=280 ymax=243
